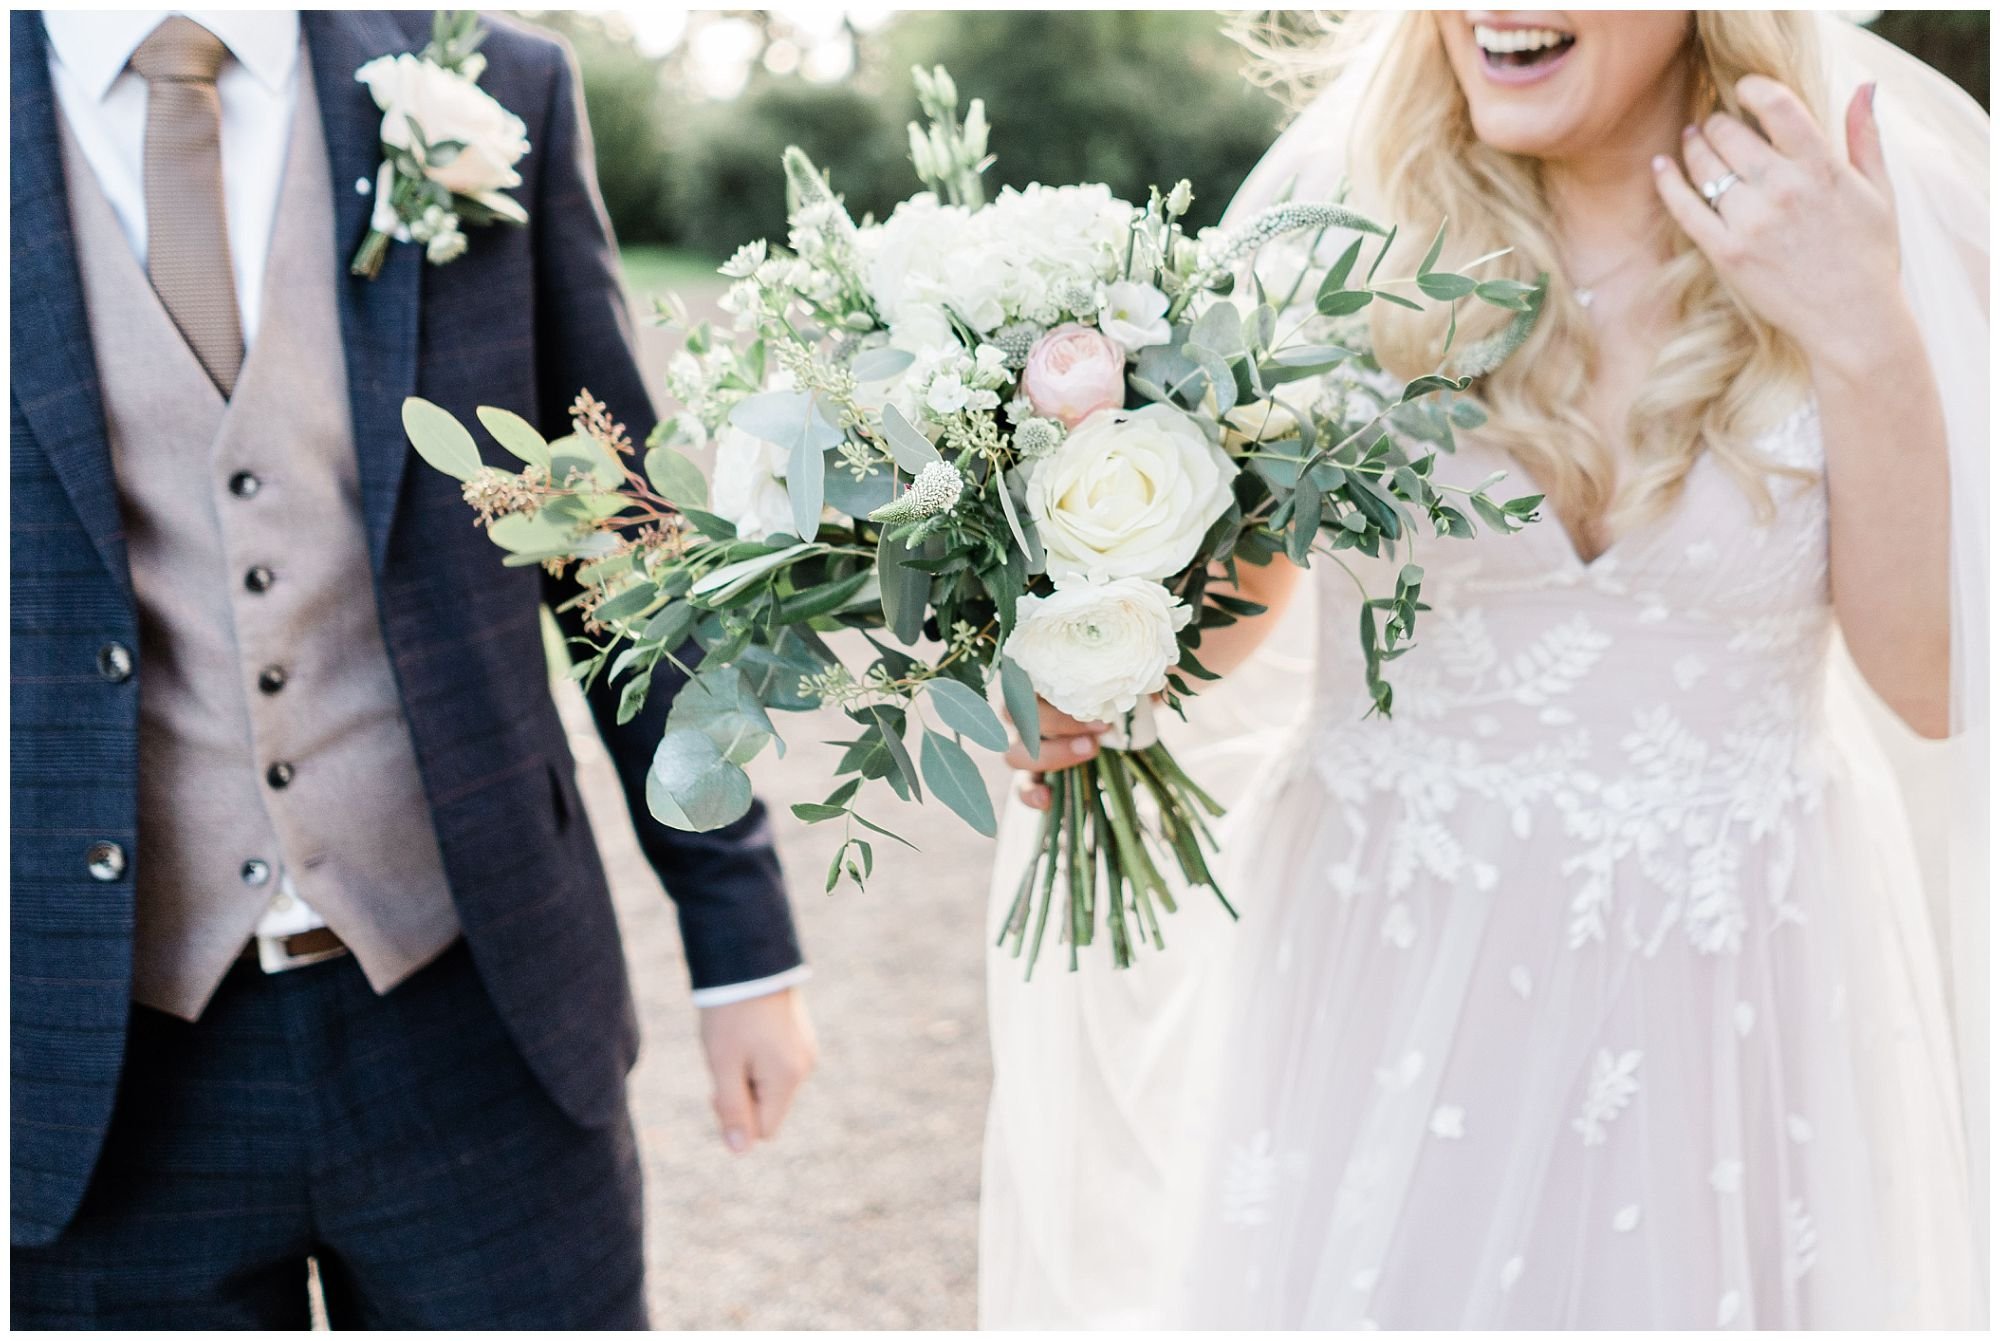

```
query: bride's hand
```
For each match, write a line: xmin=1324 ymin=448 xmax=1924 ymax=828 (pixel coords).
xmin=1002 ymin=698 xmax=1109 ymax=812
xmin=1654 ymin=77 xmax=1906 ymax=371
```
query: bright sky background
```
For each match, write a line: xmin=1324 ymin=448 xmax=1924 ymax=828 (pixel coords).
xmin=621 ymin=7 xmax=899 ymax=99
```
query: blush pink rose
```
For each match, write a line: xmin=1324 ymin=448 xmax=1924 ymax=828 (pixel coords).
xmin=1020 ymin=323 xmax=1127 ymax=428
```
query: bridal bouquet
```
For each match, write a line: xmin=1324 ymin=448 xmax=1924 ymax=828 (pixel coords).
xmin=403 ymin=66 xmax=1543 ymax=973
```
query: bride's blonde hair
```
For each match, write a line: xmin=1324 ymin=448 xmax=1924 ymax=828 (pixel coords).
xmin=1239 ymin=11 xmax=1823 ymax=540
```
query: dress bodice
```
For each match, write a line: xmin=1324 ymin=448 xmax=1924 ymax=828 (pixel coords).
xmin=1308 ymin=398 xmax=1835 ymax=957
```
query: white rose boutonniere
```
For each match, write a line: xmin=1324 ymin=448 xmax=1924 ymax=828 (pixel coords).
xmin=350 ymin=11 xmax=531 ymax=279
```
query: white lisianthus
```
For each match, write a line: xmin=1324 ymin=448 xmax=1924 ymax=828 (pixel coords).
xmin=1003 ymin=578 xmax=1194 ymax=725
xmin=1098 ymin=281 xmax=1172 ymax=353
xmin=1026 ymin=404 xmax=1238 ymax=582
xmin=357 ymin=53 xmax=530 ymax=218
xmin=709 ymin=425 xmax=793 ymax=542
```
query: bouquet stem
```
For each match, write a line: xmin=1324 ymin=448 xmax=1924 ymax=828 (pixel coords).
xmin=997 ymin=738 xmax=1232 ymax=978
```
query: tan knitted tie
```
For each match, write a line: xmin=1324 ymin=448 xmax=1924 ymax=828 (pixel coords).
xmin=129 ymin=17 xmax=243 ymax=396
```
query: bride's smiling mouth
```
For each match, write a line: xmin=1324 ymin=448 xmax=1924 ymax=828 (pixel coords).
xmin=1472 ymin=19 xmax=1578 ymax=85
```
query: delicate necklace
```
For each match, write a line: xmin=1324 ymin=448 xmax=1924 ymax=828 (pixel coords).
xmin=1570 ymin=240 xmax=1655 ymax=309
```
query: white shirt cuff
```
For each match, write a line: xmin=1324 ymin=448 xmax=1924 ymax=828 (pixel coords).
xmin=688 ymin=964 xmax=812 ymax=1009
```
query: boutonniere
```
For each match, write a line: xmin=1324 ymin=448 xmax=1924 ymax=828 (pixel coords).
xmin=349 ymin=11 xmax=531 ymax=279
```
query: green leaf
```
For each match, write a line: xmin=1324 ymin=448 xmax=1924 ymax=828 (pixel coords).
xmin=876 ymin=527 xmax=929 ymax=646
xmin=689 ymin=542 xmax=818 ymax=601
xmin=616 ymin=670 xmax=653 ymax=725
xmin=999 ymin=654 xmax=1041 ymax=765
xmin=645 ymin=728 xmax=754 ymax=832
xmin=926 ymin=677 xmax=1008 ymax=752
xmin=1418 ymin=217 xmax=1447 ymax=276
xmin=1190 ymin=300 xmax=1245 ymax=357
xmin=1319 ymin=235 xmax=1365 ymax=297
xmin=401 ymin=397 xmax=482 ymax=480
xmin=639 ymin=600 xmax=698 ymax=651
xmin=822 ymin=458 xmax=898 ymax=518
xmin=850 ymin=810 xmax=918 ymax=849
xmin=644 ymin=446 xmax=708 ymax=509
xmin=920 ymin=728 xmax=997 ymax=837
xmin=879 ymin=403 xmax=943 ymax=472
xmin=773 ymin=567 xmax=874 ymax=624
xmin=1372 ymin=288 xmax=1424 ymax=311
xmin=1450 ymin=275 xmax=1547 ymax=378
xmin=1416 ymin=271 xmax=1477 ymax=301
xmin=1316 ymin=288 xmax=1374 ymax=318
xmin=592 ymin=582 xmax=661 ymax=624
xmin=666 ymin=667 xmax=780 ymax=764
xmin=728 ymin=390 xmax=843 ymax=454
xmin=1474 ymin=278 xmax=1540 ymax=310
xmin=476 ymin=406 xmax=550 ymax=470
xmin=850 ymin=347 xmax=915 ymax=382
xmin=791 ymin=801 xmax=847 ymax=823
xmin=861 ymin=705 xmax=921 ymax=801
xmin=787 ymin=434 xmax=824 ymax=543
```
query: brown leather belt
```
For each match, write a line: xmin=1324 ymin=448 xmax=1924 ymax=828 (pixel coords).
xmin=238 ymin=926 xmax=349 ymax=971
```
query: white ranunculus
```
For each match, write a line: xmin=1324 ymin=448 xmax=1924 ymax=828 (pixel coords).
xmin=863 ymin=194 xmax=972 ymax=325
xmin=1003 ymin=578 xmax=1193 ymax=725
xmin=1098 ymin=281 xmax=1172 ymax=353
xmin=709 ymin=426 xmax=793 ymax=542
xmin=1026 ymin=404 xmax=1238 ymax=582
xmin=358 ymin=54 xmax=530 ymax=214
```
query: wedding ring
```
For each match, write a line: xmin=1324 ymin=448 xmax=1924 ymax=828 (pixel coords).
xmin=1700 ymin=171 xmax=1741 ymax=208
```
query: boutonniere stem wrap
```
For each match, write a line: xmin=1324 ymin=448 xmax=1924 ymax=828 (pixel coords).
xmin=350 ymin=10 xmax=530 ymax=279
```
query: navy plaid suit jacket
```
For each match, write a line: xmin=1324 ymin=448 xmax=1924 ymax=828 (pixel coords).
xmin=10 ymin=10 xmax=802 ymax=1248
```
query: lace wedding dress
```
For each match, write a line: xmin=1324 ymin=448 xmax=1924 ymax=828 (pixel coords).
xmin=979 ymin=17 xmax=1984 ymax=1329
xmin=1174 ymin=405 xmax=1975 ymax=1327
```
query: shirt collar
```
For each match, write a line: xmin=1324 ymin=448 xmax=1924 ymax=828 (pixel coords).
xmin=43 ymin=10 xmax=301 ymax=102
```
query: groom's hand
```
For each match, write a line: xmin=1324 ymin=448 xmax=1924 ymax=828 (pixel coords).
xmin=699 ymin=988 xmax=817 ymax=1154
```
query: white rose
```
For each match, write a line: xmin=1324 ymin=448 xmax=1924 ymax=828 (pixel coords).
xmin=1099 ymin=281 xmax=1172 ymax=353
xmin=1003 ymin=578 xmax=1193 ymax=725
xmin=357 ymin=53 xmax=530 ymax=217
xmin=709 ymin=425 xmax=792 ymax=542
xmin=1026 ymin=404 xmax=1238 ymax=582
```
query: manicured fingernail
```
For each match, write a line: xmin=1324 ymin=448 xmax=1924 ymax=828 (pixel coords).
xmin=725 ymin=1128 xmax=749 ymax=1152
xmin=1651 ymin=155 xmax=1670 ymax=171
xmin=1682 ymin=123 xmax=1696 ymax=139
xmin=1070 ymin=737 xmax=1096 ymax=757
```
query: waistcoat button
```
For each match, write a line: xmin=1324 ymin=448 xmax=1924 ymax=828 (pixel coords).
xmin=244 ymin=566 xmax=275 ymax=593
xmin=265 ymin=762 xmax=295 ymax=790
xmin=97 ymin=641 xmax=134 ymax=683
xmin=228 ymin=471 xmax=261 ymax=499
xmin=86 ymin=841 xmax=126 ymax=882
xmin=257 ymin=665 xmax=287 ymax=695
xmin=240 ymin=858 xmax=271 ymax=887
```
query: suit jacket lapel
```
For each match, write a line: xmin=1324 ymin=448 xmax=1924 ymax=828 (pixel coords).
xmin=11 ymin=13 xmax=130 ymax=598
xmin=303 ymin=9 xmax=422 ymax=573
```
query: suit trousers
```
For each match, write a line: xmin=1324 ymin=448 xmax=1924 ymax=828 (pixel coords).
xmin=10 ymin=940 xmax=648 ymax=1328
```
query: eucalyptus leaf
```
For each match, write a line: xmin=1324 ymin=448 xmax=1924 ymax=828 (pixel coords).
xmin=876 ymin=527 xmax=929 ymax=646
xmin=645 ymin=728 xmax=754 ymax=832
xmin=644 ymin=446 xmax=708 ymax=509
xmin=850 ymin=346 xmax=915 ymax=382
xmin=728 ymin=390 xmax=844 ymax=454
xmin=926 ymin=677 xmax=1009 ymax=752
xmin=787 ymin=435 xmax=825 ymax=542
xmin=666 ymin=667 xmax=780 ymax=764
xmin=999 ymin=654 xmax=1041 ymax=765
xmin=821 ymin=458 xmax=898 ymax=517
xmin=402 ymin=397 xmax=482 ymax=480
xmin=879 ymin=403 xmax=943 ymax=472
xmin=921 ymin=728 xmax=997 ymax=837
xmin=476 ymin=406 xmax=550 ymax=470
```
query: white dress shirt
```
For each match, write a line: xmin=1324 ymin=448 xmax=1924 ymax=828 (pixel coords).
xmin=43 ymin=12 xmax=804 ymax=1006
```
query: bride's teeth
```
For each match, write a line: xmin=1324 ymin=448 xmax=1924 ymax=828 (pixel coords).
xmin=1474 ymin=25 xmax=1573 ymax=56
